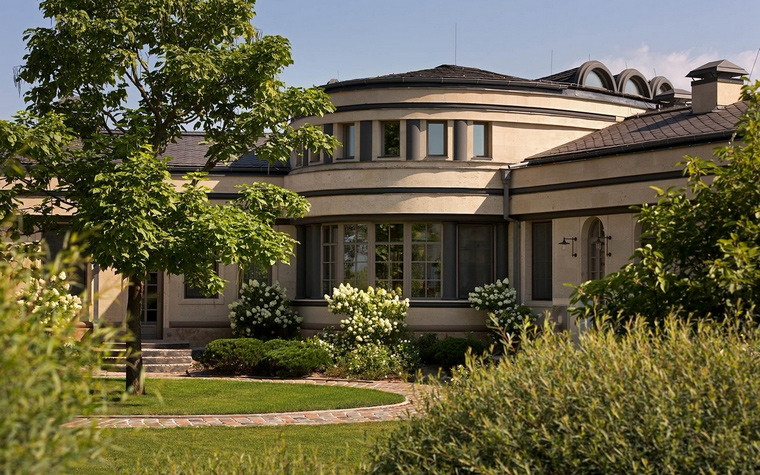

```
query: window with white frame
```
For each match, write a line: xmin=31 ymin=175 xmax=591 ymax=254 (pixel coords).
xmin=321 ymin=222 xmax=442 ymax=298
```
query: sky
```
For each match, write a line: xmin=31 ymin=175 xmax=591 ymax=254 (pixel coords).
xmin=1 ymin=0 xmax=759 ymax=119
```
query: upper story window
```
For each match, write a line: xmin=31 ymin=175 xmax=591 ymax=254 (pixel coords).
xmin=341 ymin=123 xmax=355 ymax=159
xmin=381 ymin=121 xmax=400 ymax=157
xmin=585 ymin=70 xmax=606 ymax=89
xmin=473 ymin=122 xmax=490 ymax=158
xmin=427 ymin=121 xmax=447 ymax=157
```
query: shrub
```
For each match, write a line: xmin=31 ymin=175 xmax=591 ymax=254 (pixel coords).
xmin=262 ymin=341 xmax=332 ymax=378
xmin=430 ymin=337 xmax=488 ymax=369
xmin=199 ymin=338 xmax=266 ymax=372
xmin=414 ymin=333 xmax=439 ymax=364
xmin=1 ymin=237 xmax=112 ymax=473
xmin=229 ymin=280 xmax=301 ymax=340
xmin=325 ymin=284 xmax=409 ymax=347
xmin=331 ymin=341 xmax=418 ymax=380
xmin=366 ymin=317 xmax=760 ymax=474
xmin=469 ymin=279 xmax=535 ymax=338
xmin=200 ymin=338 xmax=331 ymax=377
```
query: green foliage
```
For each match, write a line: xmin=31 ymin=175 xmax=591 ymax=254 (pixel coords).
xmin=414 ymin=333 xmax=439 ymax=364
xmin=198 ymin=338 xmax=266 ymax=372
xmin=200 ymin=338 xmax=331 ymax=377
xmin=0 ymin=236 xmax=113 ymax=473
xmin=469 ymin=278 xmax=535 ymax=339
xmin=262 ymin=341 xmax=332 ymax=378
xmin=229 ymin=279 xmax=301 ymax=340
xmin=367 ymin=317 xmax=760 ymax=474
xmin=429 ymin=336 xmax=488 ymax=369
xmin=320 ymin=284 xmax=418 ymax=378
xmin=572 ymin=81 xmax=760 ymax=326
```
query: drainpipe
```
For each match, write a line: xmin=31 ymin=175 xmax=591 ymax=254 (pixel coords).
xmin=501 ymin=168 xmax=520 ymax=303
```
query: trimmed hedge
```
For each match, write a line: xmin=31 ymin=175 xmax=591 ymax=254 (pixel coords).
xmin=367 ymin=318 xmax=760 ymax=474
xmin=415 ymin=334 xmax=488 ymax=368
xmin=200 ymin=338 xmax=331 ymax=377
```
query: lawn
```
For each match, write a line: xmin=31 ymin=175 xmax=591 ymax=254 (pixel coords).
xmin=95 ymin=378 xmax=404 ymax=415
xmin=74 ymin=422 xmax=400 ymax=474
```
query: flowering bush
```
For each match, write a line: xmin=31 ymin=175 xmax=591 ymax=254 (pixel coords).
xmin=228 ymin=280 xmax=301 ymax=340
xmin=325 ymin=283 xmax=409 ymax=346
xmin=469 ymin=278 xmax=533 ymax=336
xmin=319 ymin=284 xmax=418 ymax=378
xmin=16 ymin=269 xmax=83 ymax=330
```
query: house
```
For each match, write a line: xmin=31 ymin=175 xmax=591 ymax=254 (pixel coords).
xmin=79 ymin=59 xmax=748 ymax=345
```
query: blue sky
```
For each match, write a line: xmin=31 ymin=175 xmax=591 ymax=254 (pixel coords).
xmin=1 ymin=0 xmax=759 ymax=119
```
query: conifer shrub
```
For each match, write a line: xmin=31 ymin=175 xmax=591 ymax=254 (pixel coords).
xmin=198 ymin=338 xmax=266 ymax=373
xmin=200 ymin=338 xmax=331 ymax=377
xmin=366 ymin=318 xmax=760 ymax=474
xmin=261 ymin=340 xmax=332 ymax=378
xmin=430 ymin=336 xmax=488 ymax=369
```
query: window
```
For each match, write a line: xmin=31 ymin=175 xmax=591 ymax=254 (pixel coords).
xmin=184 ymin=262 xmax=220 ymax=299
xmin=532 ymin=222 xmax=552 ymax=300
xmin=42 ymin=230 xmax=86 ymax=296
xmin=473 ymin=122 xmax=489 ymax=158
xmin=341 ymin=123 xmax=355 ymax=159
xmin=375 ymin=223 xmax=404 ymax=292
xmin=143 ymin=271 xmax=160 ymax=323
xmin=411 ymin=223 xmax=441 ymax=298
xmin=381 ymin=121 xmax=400 ymax=156
xmin=343 ymin=224 xmax=369 ymax=290
xmin=458 ymin=224 xmax=493 ymax=298
xmin=322 ymin=225 xmax=338 ymax=295
xmin=309 ymin=148 xmax=321 ymax=163
xmin=585 ymin=70 xmax=606 ymax=89
xmin=427 ymin=121 xmax=446 ymax=156
xmin=321 ymin=222 xmax=445 ymax=298
xmin=588 ymin=219 xmax=606 ymax=280
xmin=240 ymin=262 xmax=271 ymax=292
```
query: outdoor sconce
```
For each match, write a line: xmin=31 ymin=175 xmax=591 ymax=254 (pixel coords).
xmin=593 ymin=235 xmax=613 ymax=257
xmin=559 ymin=236 xmax=577 ymax=257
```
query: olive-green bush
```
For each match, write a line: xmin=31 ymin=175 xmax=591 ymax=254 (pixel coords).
xmin=366 ymin=318 xmax=760 ymax=474
xmin=430 ymin=336 xmax=488 ymax=369
xmin=200 ymin=338 xmax=331 ymax=377
xmin=198 ymin=338 xmax=266 ymax=372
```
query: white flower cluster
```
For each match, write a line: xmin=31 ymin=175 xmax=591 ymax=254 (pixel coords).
xmin=324 ymin=283 xmax=409 ymax=347
xmin=16 ymin=270 xmax=83 ymax=328
xmin=228 ymin=279 xmax=302 ymax=339
xmin=468 ymin=278 xmax=524 ymax=334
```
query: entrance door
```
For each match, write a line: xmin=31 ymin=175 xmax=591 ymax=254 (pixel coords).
xmin=141 ymin=272 xmax=163 ymax=340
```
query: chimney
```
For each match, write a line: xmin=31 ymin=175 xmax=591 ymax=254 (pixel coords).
xmin=687 ymin=60 xmax=747 ymax=114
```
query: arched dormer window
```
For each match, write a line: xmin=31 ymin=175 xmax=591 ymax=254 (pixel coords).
xmin=577 ymin=61 xmax=616 ymax=92
xmin=649 ymin=76 xmax=674 ymax=99
xmin=615 ymin=69 xmax=651 ymax=98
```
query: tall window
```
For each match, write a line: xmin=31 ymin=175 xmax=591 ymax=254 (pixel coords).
xmin=532 ymin=222 xmax=552 ymax=300
xmin=427 ymin=121 xmax=446 ymax=156
xmin=343 ymin=224 xmax=369 ymax=289
xmin=381 ymin=121 xmax=400 ymax=156
xmin=473 ymin=122 xmax=489 ymax=158
xmin=375 ymin=223 xmax=404 ymax=292
xmin=321 ymin=225 xmax=338 ymax=295
xmin=588 ymin=219 xmax=606 ymax=280
xmin=411 ymin=223 xmax=442 ymax=298
xmin=143 ymin=271 xmax=160 ymax=323
xmin=458 ymin=224 xmax=493 ymax=298
xmin=342 ymin=123 xmax=355 ymax=159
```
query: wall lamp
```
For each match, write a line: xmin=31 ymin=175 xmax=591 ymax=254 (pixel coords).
xmin=558 ymin=236 xmax=577 ymax=257
xmin=593 ymin=235 xmax=612 ymax=257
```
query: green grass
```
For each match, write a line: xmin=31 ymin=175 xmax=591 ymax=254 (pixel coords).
xmin=95 ymin=378 xmax=404 ymax=415
xmin=74 ymin=422 xmax=400 ymax=474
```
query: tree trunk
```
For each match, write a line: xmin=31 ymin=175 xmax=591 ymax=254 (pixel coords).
xmin=125 ymin=276 xmax=145 ymax=395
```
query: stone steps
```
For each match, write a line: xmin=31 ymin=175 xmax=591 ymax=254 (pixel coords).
xmin=99 ymin=341 xmax=195 ymax=374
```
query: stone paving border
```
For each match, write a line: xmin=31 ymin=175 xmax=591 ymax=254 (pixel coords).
xmin=66 ymin=375 xmax=430 ymax=429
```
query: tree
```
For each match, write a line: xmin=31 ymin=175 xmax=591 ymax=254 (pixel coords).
xmin=571 ymin=80 xmax=760 ymax=327
xmin=1 ymin=0 xmax=337 ymax=394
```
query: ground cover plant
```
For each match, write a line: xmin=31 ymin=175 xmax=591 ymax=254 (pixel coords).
xmin=75 ymin=422 xmax=400 ymax=475
xmin=97 ymin=378 xmax=403 ymax=415
xmin=366 ymin=318 xmax=760 ymax=474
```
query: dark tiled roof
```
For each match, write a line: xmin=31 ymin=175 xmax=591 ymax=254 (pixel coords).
xmin=538 ymin=67 xmax=580 ymax=84
xmin=162 ymin=132 xmax=288 ymax=173
xmin=370 ymin=64 xmax=527 ymax=82
xmin=527 ymin=102 xmax=747 ymax=164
